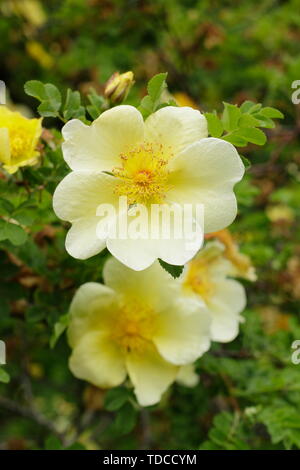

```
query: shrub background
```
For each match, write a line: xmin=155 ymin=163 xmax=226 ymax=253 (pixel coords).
xmin=0 ymin=0 xmax=300 ymax=450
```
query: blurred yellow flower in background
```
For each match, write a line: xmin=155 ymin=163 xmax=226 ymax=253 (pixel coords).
xmin=1 ymin=0 xmax=46 ymax=27
xmin=182 ymin=241 xmax=247 ymax=342
xmin=0 ymin=106 xmax=42 ymax=174
xmin=67 ymin=258 xmax=211 ymax=406
xmin=173 ymin=92 xmax=199 ymax=110
xmin=206 ymin=228 xmax=257 ymax=281
xmin=26 ymin=41 xmax=54 ymax=69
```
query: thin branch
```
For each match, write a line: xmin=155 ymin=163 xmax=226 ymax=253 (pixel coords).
xmin=0 ymin=395 xmax=67 ymax=445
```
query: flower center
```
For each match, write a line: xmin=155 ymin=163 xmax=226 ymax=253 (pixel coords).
xmin=112 ymin=142 xmax=172 ymax=205
xmin=8 ymin=125 xmax=33 ymax=160
xmin=111 ymin=303 xmax=156 ymax=353
xmin=184 ymin=260 xmax=215 ymax=303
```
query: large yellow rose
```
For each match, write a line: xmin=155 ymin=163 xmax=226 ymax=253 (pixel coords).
xmin=53 ymin=105 xmax=244 ymax=270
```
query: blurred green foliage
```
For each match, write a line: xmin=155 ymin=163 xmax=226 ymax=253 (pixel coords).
xmin=0 ymin=0 xmax=300 ymax=451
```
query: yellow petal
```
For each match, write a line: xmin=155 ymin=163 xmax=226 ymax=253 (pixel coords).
xmin=176 ymin=364 xmax=199 ymax=387
xmin=145 ymin=106 xmax=208 ymax=156
xmin=70 ymin=331 xmax=126 ymax=388
xmin=0 ymin=128 xmax=11 ymax=165
xmin=62 ymin=106 xmax=144 ymax=172
xmin=126 ymin=345 xmax=178 ymax=406
xmin=68 ymin=282 xmax=117 ymax=348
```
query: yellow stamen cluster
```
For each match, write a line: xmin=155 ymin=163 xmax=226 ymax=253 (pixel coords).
xmin=111 ymin=302 xmax=156 ymax=353
xmin=112 ymin=142 xmax=172 ymax=205
xmin=8 ymin=125 xmax=35 ymax=160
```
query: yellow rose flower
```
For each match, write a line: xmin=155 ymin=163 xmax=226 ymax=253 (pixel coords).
xmin=53 ymin=105 xmax=244 ymax=270
xmin=0 ymin=106 xmax=42 ymax=174
xmin=182 ymin=241 xmax=246 ymax=343
xmin=67 ymin=258 xmax=211 ymax=406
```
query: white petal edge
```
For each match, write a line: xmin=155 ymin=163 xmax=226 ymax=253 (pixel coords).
xmin=53 ymin=171 xmax=119 ymax=222
xmin=62 ymin=106 xmax=144 ymax=171
xmin=65 ymin=216 xmax=106 ymax=260
xmin=167 ymin=138 xmax=245 ymax=232
xmin=106 ymin=203 xmax=204 ymax=270
xmin=145 ymin=106 xmax=208 ymax=156
xmin=208 ymin=278 xmax=246 ymax=342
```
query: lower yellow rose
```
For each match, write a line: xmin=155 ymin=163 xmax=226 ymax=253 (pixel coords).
xmin=67 ymin=258 xmax=211 ymax=407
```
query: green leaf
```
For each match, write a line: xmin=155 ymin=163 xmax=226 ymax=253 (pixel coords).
xmin=37 ymin=84 xmax=61 ymax=117
xmin=14 ymin=211 xmax=36 ymax=226
xmin=114 ymin=403 xmax=138 ymax=435
xmin=44 ymin=436 xmax=62 ymax=450
xmin=238 ymin=127 xmax=266 ymax=145
xmin=240 ymin=155 xmax=251 ymax=170
xmin=24 ymin=80 xmax=47 ymax=101
xmin=0 ymin=219 xmax=6 ymax=241
xmin=222 ymin=132 xmax=248 ymax=147
xmin=259 ymin=107 xmax=284 ymax=119
xmin=222 ymin=103 xmax=241 ymax=132
xmin=157 ymin=98 xmax=178 ymax=110
xmin=204 ymin=112 xmax=223 ymax=137
xmin=138 ymin=73 xmax=169 ymax=118
xmin=104 ymin=387 xmax=130 ymax=411
xmin=0 ymin=197 xmax=14 ymax=215
xmin=25 ymin=81 xmax=62 ymax=117
xmin=63 ymin=89 xmax=85 ymax=120
xmin=0 ymin=367 xmax=10 ymax=384
xmin=238 ymin=114 xmax=261 ymax=128
xmin=259 ymin=404 xmax=300 ymax=449
xmin=159 ymin=259 xmax=184 ymax=279
xmin=200 ymin=412 xmax=250 ymax=450
xmin=240 ymin=101 xmax=261 ymax=114
xmin=248 ymin=103 xmax=262 ymax=114
xmin=50 ymin=314 xmax=70 ymax=348
xmin=147 ymin=72 xmax=168 ymax=104
xmin=3 ymin=223 xmax=27 ymax=245
xmin=138 ymin=95 xmax=154 ymax=118
xmin=87 ymin=89 xmax=105 ymax=120
xmin=252 ymin=113 xmax=275 ymax=129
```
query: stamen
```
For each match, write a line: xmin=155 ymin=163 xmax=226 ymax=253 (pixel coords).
xmin=111 ymin=303 xmax=156 ymax=353
xmin=112 ymin=142 xmax=173 ymax=204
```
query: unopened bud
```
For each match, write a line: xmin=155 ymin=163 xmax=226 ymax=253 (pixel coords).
xmin=104 ymin=71 xmax=134 ymax=103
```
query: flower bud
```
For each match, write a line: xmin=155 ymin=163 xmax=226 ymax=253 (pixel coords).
xmin=104 ymin=71 xmax=134 ymax=103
